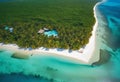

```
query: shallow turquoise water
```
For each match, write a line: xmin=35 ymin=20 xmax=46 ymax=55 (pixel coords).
xmin=0 ymin=0 xmax=120 ymax=82
xmin=0 ymin=51 xmax=112 ymax=82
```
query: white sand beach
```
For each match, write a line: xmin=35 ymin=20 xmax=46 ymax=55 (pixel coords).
xmin=0 ymin=1 xmax=103 ymax=65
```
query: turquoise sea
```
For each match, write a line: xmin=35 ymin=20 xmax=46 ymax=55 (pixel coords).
xmin=0 ymin=0 xmax=120 ymax=82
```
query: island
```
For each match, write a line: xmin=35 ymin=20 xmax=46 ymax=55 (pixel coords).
xmin=0 ymin=0 xmax=101 ymax=64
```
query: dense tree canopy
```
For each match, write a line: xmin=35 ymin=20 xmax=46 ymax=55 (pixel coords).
xmin=0 ymin=0 xmax=100 ymax=50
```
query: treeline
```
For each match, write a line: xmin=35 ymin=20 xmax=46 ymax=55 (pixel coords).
xmin=0 ymin=21 xmax=91 ymax=50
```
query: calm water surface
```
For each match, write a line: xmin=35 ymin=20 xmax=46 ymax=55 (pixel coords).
xmin=0 ymin=0 xmax=120 ymax=82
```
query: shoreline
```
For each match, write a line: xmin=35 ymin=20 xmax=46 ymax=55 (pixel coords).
xmin=0 ymin=1 xmax=104 ymax=65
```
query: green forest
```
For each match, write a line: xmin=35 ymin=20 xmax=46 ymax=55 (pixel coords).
xmin=0 ymin=0 xmax=99 ymax=50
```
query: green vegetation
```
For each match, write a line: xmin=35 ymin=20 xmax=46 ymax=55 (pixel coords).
xmin=0 ymin=0 xmax=99 ymax=50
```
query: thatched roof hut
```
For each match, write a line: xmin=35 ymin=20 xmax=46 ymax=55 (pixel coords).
xmin=38 ymin=29 xmax=44 ymax=33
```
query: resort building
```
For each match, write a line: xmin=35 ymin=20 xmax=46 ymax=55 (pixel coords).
xmin=38 ymin=28 xmax=58 ymax=37
xmin=9 ymin=27 xmax=13 ymax=32
xmin=43 ymin=27 xmax=49 ymax=31
xmin=4 ymin=26 xmax=13 ymax=32
xmin=38 ymin=29 xmax=44 ymax=34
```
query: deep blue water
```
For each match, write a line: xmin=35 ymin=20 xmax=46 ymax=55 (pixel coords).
xmin=98 ymin=0 xmax=120 ymax=49
xmin=0 ymin=0 xmax=120 ymax=82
